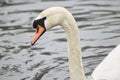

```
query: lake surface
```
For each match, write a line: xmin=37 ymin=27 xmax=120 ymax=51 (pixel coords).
xmin=0 ymin=0 xmax=120 ymax=80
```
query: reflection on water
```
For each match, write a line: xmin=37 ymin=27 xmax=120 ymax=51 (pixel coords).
xmin=0 ymin=0 xmax=120 ymax=80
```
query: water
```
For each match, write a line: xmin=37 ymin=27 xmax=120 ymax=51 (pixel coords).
xmin=0 ymin=0 xmax=120 ymax=80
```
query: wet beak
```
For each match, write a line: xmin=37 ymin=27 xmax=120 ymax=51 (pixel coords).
xmin=31 ymin=25 xmax=46 ymax=45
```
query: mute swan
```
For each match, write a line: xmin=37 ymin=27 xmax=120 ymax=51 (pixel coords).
xmin=31 ymin=7 xmax=120 ymax=80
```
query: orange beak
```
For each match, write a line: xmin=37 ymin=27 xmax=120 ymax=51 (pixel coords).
xmin=31 ymin=25 xmax=46 ymax=45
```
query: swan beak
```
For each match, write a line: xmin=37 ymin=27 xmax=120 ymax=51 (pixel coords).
xmin=31 ymin=25 xmax=46 ymax=45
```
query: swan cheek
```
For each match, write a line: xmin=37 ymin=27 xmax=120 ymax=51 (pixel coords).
xmin=31 ymin=25 xmax=46 ymax=45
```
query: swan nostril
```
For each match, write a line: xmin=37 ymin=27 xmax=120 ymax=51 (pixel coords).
xmin=33 ymin=20 xmax=37 ymax=29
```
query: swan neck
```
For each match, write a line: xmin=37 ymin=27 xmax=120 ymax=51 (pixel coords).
xmin=63 ymin=15 xmax=86 ymax=80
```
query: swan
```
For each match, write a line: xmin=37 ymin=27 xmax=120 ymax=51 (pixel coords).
xmin=31 ymin=7 xmax=120 ymax=80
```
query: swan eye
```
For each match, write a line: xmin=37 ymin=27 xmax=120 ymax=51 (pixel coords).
xmin=33 ymin=17 xmax=46 ymax=29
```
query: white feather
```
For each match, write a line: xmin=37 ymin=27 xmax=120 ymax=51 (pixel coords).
xmin=36 ymin=7 xmax=120 ymax=80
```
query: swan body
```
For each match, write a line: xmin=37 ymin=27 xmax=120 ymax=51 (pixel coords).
xmin=92 ymin=44 xmax=120 ymax=80
xmin=31 ymin=7 xmax=120 ymax=80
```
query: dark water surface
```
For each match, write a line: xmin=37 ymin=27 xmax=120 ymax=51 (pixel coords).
xmin=0 ymin=0 xmax=120 ymax=80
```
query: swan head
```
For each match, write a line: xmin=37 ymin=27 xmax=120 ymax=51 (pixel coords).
xmin=31 ymin=7 xmax=69 ymax=45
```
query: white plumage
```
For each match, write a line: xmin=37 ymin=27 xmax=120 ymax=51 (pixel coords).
xmin=32 ymin=7 xmax=120 ymax=80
